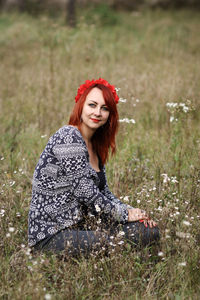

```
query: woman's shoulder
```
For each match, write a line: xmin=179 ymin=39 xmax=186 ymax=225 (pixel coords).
xmin=50 ymin=125 xmax=84 ymax=144
xmin=58 ymin=125 xmax=82 ymax=138
xmin=50 ymin=125 xmax=83 ymax=140
xmin=46 ymin=125 xmax=87 ymax=158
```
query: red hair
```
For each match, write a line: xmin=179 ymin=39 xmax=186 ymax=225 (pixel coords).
xmin=69 ymin=84 xmax=119 ymax=165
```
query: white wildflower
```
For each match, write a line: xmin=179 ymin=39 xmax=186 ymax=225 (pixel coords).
xmin=118 ymin=240 xmax=124 ymax=245
xmin=44 ymin=293 xmax=52 ymax=300
xmin=158 ymin=251 xmax=164 ymax=257
xmin=9 ymin=227 xmax=15 ymax=232
xmin=109 ymin=242 xmax=116 ymax=247
xmin=25 ymin=248 xmax=32 ymax=256
xmin=176 ymin=232 xmax=191 ymax=239
xmin=182 ymin=220 xmax=191 ymax=226
xmin=166 ymin=102 xmax=178 ymax=108
xmin=171 ymin=176 xmax=178 ymax=183
xmin=178 ymin=262 xmax=187 ymax=267
xmin=118 ymin=231 xmax=125 ymax=237
xmin=119 ymin=98 xmax=127 ymax=103
xmin=0 ymin=209 xmax=5 ymax=216
xmin=161 ymin=173 xmax=170 ymax=184
xmin=123 ymin=196 xmax=129 ymax=203
xmin=119 ymin=118 xmax=136 ymax=124
xmin=183 ymin=105 xmax=189 ymax=113
xmin=157 ymin=206 xmax=163 ymax=211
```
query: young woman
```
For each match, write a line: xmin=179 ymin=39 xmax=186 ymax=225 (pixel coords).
xmin=28 ymin=78 xmax=159 ymax=256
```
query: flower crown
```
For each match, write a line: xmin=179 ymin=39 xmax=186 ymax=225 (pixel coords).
xmin=75 ymin=78 xmax=119 ymax=104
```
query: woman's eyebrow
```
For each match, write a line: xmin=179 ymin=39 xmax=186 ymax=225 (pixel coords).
xmin=88 ymin=100 xmax=107 ymax=107
xmin=88 ymin=100 xmax=97 ymax=104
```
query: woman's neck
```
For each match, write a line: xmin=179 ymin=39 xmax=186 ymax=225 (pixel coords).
xmin=79 ymin=123 xmax=95 ymax=145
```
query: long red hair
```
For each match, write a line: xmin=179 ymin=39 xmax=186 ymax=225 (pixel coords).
xmin=69 ymin=84 xmax=119 ymax=165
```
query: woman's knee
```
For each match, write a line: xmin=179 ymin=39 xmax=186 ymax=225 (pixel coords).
xmin=121 ymin=222 xmax=160 ymax=246
xmin=151 ymin=225 xmax=160 ymax=241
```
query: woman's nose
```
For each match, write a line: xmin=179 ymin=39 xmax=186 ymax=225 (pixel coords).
xmin=94 ymin=106 xmax=101 ymax=116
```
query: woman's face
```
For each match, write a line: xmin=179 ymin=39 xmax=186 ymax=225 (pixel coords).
xmin=81 ymin=87 xmax=110 ymax=131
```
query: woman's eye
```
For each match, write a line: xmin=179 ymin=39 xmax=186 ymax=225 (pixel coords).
xmin=102 ymin=107 xmax=109 ymax=111
xmin=89 ymin=103 xmax=95 ymax=107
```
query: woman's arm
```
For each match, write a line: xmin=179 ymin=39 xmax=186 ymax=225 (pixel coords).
xmin=52 ymin=127 xmax=129 ymax=224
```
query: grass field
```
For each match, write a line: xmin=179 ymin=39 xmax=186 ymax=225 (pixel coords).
xmin=0 ymin=6 xmax=200 ymax=299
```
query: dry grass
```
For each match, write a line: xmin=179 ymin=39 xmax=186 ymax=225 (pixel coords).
xmin=0 ymin=7 xmax=200 ymax=299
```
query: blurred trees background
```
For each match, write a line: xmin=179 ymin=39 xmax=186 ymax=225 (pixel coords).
xmin=1 ymin=0 xmax=200 ymax=12
xmin=0 ymin=0 xmax=199 ymax=26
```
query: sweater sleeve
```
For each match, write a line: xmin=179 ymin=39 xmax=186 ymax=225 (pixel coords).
xmin=51 ymin=127 xmax=128 ymax=224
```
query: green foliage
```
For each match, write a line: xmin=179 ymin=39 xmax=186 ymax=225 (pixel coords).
xmin=0 ymin=9 xmax=200 ymax=299
xmin=18 ymin=0 xmax=45 ymax=16
xmin=83 ymin=3 xmax=120 ymax=26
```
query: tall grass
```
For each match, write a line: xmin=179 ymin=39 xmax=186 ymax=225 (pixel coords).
xmin=0 ymin=8 xmax=200 ymax=299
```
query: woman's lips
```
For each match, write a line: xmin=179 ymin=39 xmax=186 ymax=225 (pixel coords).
xmin=90 ymin=118 xmax=100 ymax=123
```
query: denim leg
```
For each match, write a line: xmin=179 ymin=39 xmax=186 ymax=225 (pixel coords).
xmin=33 ymin=222 xmax=160 ymax=256
xmin=40 ymin=229 xmax=109 ymax=256
xmin=120 ymin=222 xmax=160 ymax=247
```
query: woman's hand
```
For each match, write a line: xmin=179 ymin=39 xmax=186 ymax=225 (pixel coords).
xmin=128 ymin=208 xmax=148 ymax=222
xmin=128 ymin=208 xmax=157 ymax=228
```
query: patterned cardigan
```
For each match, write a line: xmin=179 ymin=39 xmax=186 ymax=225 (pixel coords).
xmin=28 ymin=125 xmax=132 ymax=247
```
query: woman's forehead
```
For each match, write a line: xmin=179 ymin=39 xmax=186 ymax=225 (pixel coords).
xmin=86 ymin=88 xmax=105 ymax=104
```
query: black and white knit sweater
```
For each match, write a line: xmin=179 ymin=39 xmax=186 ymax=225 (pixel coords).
xmin=28 ymin=125 xmax=132 ymax=247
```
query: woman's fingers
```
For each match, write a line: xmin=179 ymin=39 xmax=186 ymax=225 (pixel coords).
xmin=140 ymin=218 xmax=158 ymax=228
xmin=128 ymin=209 xmax=157 ymax=226
xmin=146 ymin=219 xmax=157 ymax=228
